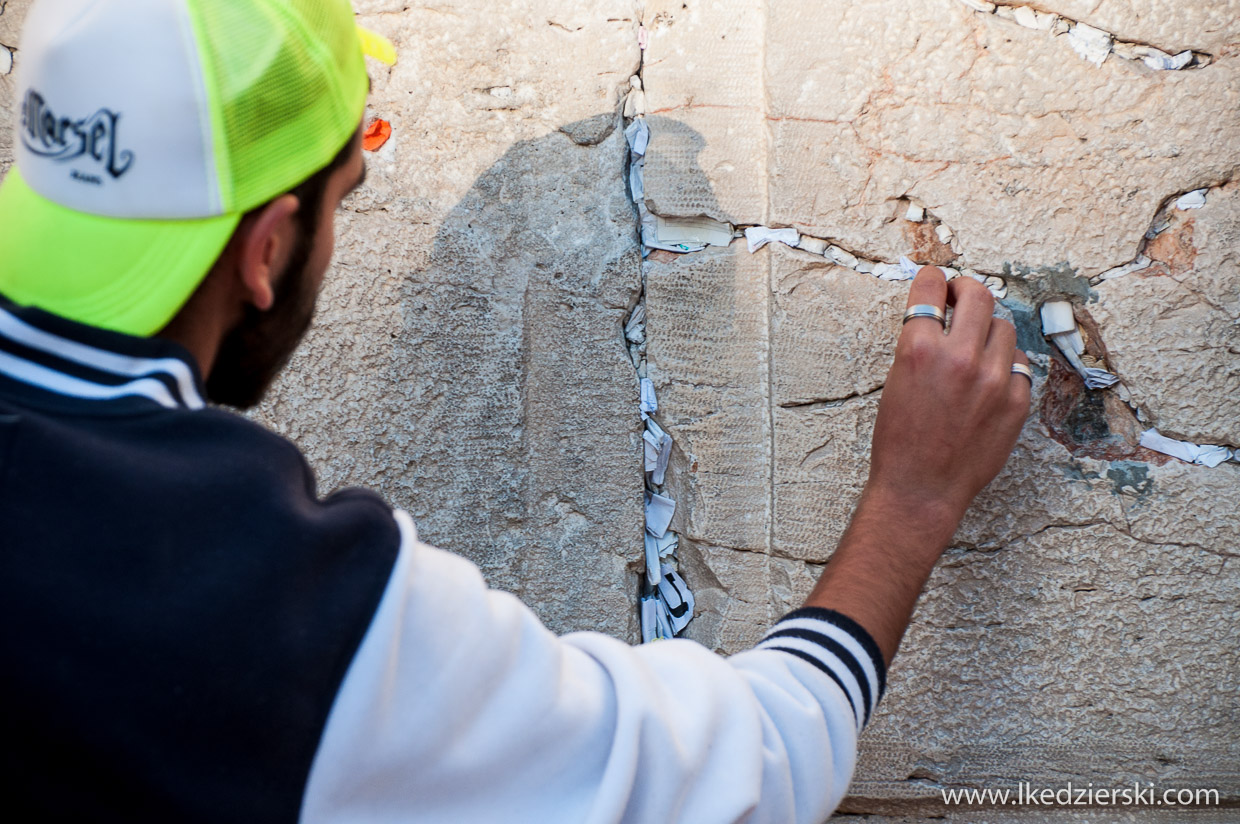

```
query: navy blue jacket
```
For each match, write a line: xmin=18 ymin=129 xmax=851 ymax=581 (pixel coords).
xmin=0 ymin=296 xmax=400 ymax=822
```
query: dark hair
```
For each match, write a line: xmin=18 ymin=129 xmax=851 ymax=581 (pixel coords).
xmin=245 ymin=129 xmax=359 ymax=235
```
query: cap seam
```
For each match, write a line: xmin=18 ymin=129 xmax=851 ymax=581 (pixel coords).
xmin=173 ymin=0 xmax=224 ymax=216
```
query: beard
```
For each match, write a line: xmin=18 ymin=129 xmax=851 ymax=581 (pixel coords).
xmin=205 ymin=232 xmax=318 ymax=410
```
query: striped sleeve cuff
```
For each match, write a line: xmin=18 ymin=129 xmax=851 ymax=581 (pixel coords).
xmin=755 ymin=607 xmax=888 ymax=730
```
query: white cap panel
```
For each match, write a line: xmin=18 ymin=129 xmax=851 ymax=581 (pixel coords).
xmin=15 ymin=0 xmax=220 ymax=218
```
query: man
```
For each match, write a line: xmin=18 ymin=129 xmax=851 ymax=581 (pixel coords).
xmin=0 ymin=0 xmax=1032 ymax=821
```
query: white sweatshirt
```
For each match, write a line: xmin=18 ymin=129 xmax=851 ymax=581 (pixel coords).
xmin=301 ymin=511 xmax=887 ymax=824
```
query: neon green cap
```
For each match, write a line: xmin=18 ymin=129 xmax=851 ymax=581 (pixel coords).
xmin=0 ymin=0 xmax=389 ymax=336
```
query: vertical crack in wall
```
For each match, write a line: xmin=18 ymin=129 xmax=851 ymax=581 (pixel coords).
xmin=622 ymin=10 xmax=695 ymax=642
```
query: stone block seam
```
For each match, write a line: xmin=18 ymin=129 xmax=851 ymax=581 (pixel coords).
xmin=624 ymin=28 xmax=696 ymax=643
xmin=960 ymin=0 xmax=1213 ymax=70
xmin=626 ymin=45 xmax=1236 ymax=478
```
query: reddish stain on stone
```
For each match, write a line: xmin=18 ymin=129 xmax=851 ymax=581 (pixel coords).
xmin=1039 ymin=359 xmax=1170 ymax=464
xmin=647 ymin=249 xmax=683 ymax=264
xmin=1145 ymin=217 xmax=1196 ymax=275
xmin=901 ymin=220 xmax=958 ymax=266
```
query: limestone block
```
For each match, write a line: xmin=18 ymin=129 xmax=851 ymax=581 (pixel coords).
xmin=773 ymin=396 xmax=878 ymax=561
xmin=644 ymin=0 xmax=1240 ymax=277
xmin=771 ymin=256 xmax=905 ymax=406
xmin=849 ymin=520 xmax=1240 ymax=808
xmin=640 ymin=0 xmax=769 ymax=223
xmin=250 ymin=2 xmax=645 ymax=638
xmin=1093 ymin=180 xmax=1240 ymax=446
xmin=644 ymin=246 xmax=772 ymax=552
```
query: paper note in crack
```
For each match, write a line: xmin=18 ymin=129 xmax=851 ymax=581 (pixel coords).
xmin=1041 ymin=301 xmax=1119 ymax=389
xmin=744 ymin=226 xmax=800 ymax=253
xmin=640 ymin=595 xmax=674 ymax=642
xmin=1176 ymin=189 xmax=1207 ymax=210
xmin=640 ymin=377 xmax=658 ymax=414
xmin=1135 ymin=46 xmax=1193 ymax=71
xmin=644 ymin=418 xmax=673 ymax=486
xmin=624 ymin=118 xmax=650 ymax=156
xmin=645 ymin=491 xmax=676 ymax=538
xmin=899 ymin=255 xmax=920 ymax=279
xmin=1099 ymin=255 xmax=1152 ymax=281
xmin=643 ymin=534 xmax=661 ymax=587
xmin=654 ymin=215 xmax=734 ymax=252
xmin=643 ymin=531 xmax=679 ymax=588
xmin=1067 ymin=23 xmax=1112 ymax=67
xmin=625 ymin=304 xmax=645 ymax=344
xmin=1140 ymin=429 xmax=1235 ymax=468
xmin=657 ymin=564 xmax=694 ymax=633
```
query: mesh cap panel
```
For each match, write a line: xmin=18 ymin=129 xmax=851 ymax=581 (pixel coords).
xmin=187 ymin=0 xmax=367 ymax=212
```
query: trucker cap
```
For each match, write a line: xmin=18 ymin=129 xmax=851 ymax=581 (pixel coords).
xmin=0 ymin=0 xmax=389 ymax=337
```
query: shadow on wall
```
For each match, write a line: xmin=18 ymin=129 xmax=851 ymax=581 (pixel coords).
xmin=373 ymin=113 xmax=651 ymax=635
xmin=380 ymin=112 xmax=756 ymax=639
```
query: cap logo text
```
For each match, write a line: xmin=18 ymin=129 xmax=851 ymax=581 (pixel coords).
xmin=21 ymin=89 xmax=135 ymax=180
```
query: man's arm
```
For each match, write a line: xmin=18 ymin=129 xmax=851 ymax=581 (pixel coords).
xmin=806 ymin=266 xmax=1031 ymax=664
xmin=300 ymin=266 xmax=1029 ymax=823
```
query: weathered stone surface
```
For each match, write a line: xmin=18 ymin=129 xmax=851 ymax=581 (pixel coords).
xmin=644 ymin=0 xmax=1240 ymax=277
xmin=645 ymin=246 xmax=771 ymax=553
xmin=251 ymin=1 xmax=645 ymax=638
xmin=639 ymin=0 xmax=1240 ymax=815
xmin=850 ymin=519 xmax=1240 ymax=809
xmin=4 ymin=0 xmax=1238 ymax=818
xmin=1093 ymin=180 xmax=1240 ymax=445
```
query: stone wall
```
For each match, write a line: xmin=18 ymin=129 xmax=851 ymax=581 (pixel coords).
xmin=3 ymin=0 xmax=1236 ymax=818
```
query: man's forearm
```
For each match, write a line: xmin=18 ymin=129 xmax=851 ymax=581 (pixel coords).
xmin=803 ymin=266 xmax=1031 ymax=669
xmin=804 ymin=487 xmax=961 ymax=666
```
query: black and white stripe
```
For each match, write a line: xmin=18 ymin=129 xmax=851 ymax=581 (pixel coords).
xmin=0 ymin=300 xmax=204 ymax=411
xmin=757 ymin=607 xmax=887 ymax=730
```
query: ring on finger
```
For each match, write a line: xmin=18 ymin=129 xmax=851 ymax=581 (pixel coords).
xmin=902 ymin=304 xmax=946 ymax=326
xmin=1011 ymin=362 xmax=1033 ymax=383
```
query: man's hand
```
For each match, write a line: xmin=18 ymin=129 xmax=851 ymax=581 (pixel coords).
xmin=803 ymin=266 xmax=1031 ymax=665
xmin=869 ymin=267 xmax=1032 ymax=533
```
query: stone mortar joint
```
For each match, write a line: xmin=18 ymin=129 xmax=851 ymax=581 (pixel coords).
xmin=960 ymin=0 xmax=1213 ymax=70
xmin=625 ymin=23 xmax=696 ymax=644
xmin=1036 ymin=286 xmax=1239 ymax=466
xmin=1091 ymin=184 xmax=1223 ymax=285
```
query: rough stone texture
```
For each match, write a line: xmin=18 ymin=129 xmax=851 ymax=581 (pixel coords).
xmin=640 ymin=0 xmax=1240 ymax=816
xmin=254 ymin=0 xmax=644 ymax=638
xmin=643 ymin=0 xmax=1240 ymax=277
xmin=4 ymin=0 xmax=1239 ymax=819
xmin=1093 ymin=180 xmax=1240 ymax=446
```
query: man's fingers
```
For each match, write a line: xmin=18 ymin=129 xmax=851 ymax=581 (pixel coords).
xmin=901 ymin=266 xmax=948 ymax=337
xmin=1010 ymin=349 xmax=1033 ymax=408
xmin=945 ymin=276 xmax=995 ymax=350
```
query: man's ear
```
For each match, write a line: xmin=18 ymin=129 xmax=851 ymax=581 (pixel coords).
xmin=236 ymin=194 xmax=301 ymax=311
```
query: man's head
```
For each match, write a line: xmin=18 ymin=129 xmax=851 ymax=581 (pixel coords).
xmin=0 ymin=0 xmax=386 ymax=407
xmin=177 ymin=126 xmax=367 ymax=408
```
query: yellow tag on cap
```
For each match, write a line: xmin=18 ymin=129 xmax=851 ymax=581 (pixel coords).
xmin=357 ymin=25 xmax=397 ymax=65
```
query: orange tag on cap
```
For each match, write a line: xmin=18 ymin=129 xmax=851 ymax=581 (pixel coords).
xmin=363 ymin=119 xmax=391 ymax=152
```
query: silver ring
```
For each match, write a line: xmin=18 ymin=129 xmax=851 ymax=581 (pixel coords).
xmin=1011 ymin=363 xmax=1033 ymax=383
xmin=902 ymin=304 xmax=946 ymax=326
